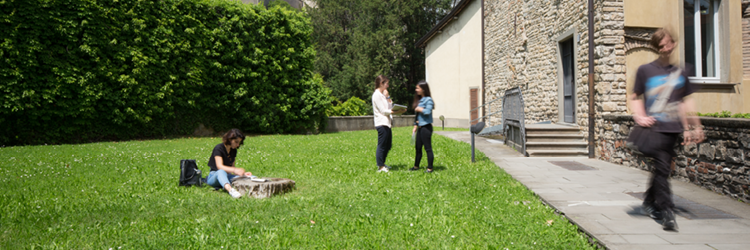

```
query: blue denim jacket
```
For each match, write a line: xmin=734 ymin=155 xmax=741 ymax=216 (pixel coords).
xmin=416 ymin=97 xmax=433 ymax=126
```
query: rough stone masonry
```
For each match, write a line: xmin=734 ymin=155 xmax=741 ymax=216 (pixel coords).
xmin=601 ymin=115 xmax=750 ymax=203
xmin=484 ymin=0 xmax=627 ymax=145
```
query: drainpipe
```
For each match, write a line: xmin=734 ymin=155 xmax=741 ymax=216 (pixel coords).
xmin=587 ymin=0 xmax=595 ymax=158
xmin=482 ymin=0 xmax=486 ymax=123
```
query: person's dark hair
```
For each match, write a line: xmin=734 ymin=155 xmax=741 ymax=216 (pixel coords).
xmin=650 ymin=28 xmax=675 ymax=51
xmin=222 ymin=128 xmax=245 ymax=146
xmin=375 ymin=75 xmax=389 ymax=90
xmin=412 ymin=80 xmax=434 ymax=109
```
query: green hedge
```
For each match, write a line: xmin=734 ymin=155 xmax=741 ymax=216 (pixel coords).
xmin=326 ymin=96 xmax=370 ymax=117
xmin=0 ymin=0 xmax=331 ymax=146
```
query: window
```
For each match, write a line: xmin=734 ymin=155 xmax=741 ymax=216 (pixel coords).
xmin=684 ymin=0 xmax=721 ymax=82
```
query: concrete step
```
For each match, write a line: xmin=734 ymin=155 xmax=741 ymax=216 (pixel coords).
xmin=525 ymin=127 xmax=581 ymax=135
xmin=526 ymin=129 xmax=581 ymax=135
xmin=526 ymin=149 xmax=589 ymax=157
xmin=525 ymin=142 xmax=588 ymax=151
xmin=526 ymin=134 xmax=585 ymax=142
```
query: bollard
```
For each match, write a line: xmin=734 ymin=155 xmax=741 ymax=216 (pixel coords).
xmin=470 ymin=122 xmax=486 ymax=163
xmin=439 ymin=115 xmax=445 ymax=130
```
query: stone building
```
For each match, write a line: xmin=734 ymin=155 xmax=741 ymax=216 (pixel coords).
xmin=483 ymin=0 xmax=748 ymax=157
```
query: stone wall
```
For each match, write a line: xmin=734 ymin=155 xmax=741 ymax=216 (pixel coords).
xmin=326 ymin=115 xmax=416 ymax=133
xmin=599 ymin=115 xmax=750 ymax=203
xmin=484 ymin=0 xmax=627 ymax=145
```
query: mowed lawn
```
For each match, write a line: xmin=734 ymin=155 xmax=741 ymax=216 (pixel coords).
xmin=0 ymin=127 xmax=597 ymax=249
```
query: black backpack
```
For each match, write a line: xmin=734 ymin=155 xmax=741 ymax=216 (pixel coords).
xmin=179 ymin=159 xmax=204 ymax=187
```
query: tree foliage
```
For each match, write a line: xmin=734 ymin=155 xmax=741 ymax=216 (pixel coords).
xmin=0 ymin=0 xmax=331 ymax=146
xmin=308 ymin=0 xmax=453 ymax=108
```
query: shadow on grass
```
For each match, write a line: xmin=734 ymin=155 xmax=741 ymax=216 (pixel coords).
xmin=431 ymin=165 xmax=448 ymax=171
xmin=392 ymin=165 xmax=449 ymax=172
xmin=384 ymin=164 xmax=447 ymax=171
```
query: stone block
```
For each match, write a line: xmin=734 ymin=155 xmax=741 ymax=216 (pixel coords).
xmin=726 ymin=148 xmax=743 ymax=164
xmin=619 ymin=124 xmax=630 ymax=135
xmin=698 ymin=166 xmax=708 ymax=174
xmin=715 ymin=142 xmax=727 ymax=160
xmin=676 ymin=155 xmax=687 ymax=167
xmin=740 ymin=133 xmax=750 ymax=149
xmin=705 ymin=130 xmax=721 ymax=138
xmin=699 ymin=143 xmax=715 ymax=160
xmin=602 ymin=102 xmax=618 ymax=112
xmin=615 ymin=74 xmax=626 ymax=82
xmin=684 ymin=143 xmax=698 ymax=156
xmin=703 ymin=162 xmax=717 ymax=171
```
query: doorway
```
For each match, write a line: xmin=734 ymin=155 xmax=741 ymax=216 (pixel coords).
xmin=560 ymin=38 xmax=575 ymax=123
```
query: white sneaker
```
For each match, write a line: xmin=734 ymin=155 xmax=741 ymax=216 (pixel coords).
xmin=377 ymin=167 xmax=389 ymax=173
xmin=229 ymin=188 xmax=242 ymax=199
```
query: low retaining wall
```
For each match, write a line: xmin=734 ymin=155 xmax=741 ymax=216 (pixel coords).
xmin=326 ymin=115 xmax=416 ymax=133
xmin=599 ymin=115 xmax=750 ymax=202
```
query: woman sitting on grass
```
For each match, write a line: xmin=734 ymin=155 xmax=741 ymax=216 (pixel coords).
xmin=206 ymin=128 xmax=249 ymax=199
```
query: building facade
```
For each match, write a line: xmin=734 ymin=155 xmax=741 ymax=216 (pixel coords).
xmin=417 ymin=0 xmax=483 ymax=128
xmin=484 ymin=0 xmax=747 ymax=157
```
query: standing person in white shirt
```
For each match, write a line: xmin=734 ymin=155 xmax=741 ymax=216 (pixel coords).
xmin=372 ymin=75 xmax=405 ymax=172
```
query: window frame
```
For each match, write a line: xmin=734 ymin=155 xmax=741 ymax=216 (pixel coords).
xmin=684 ymin=0 xmax=722 ymax=84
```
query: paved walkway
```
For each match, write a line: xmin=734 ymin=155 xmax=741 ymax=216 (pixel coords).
xmin=437 ymin=131 xmax=750 ymax=250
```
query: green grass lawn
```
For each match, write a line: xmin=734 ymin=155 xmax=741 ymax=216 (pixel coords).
xmin=0 ymin=127 xmax=596 ymax=249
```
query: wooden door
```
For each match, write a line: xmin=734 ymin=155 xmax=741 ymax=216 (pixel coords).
xmin=470 ymin=88 xmax=478 ymax=125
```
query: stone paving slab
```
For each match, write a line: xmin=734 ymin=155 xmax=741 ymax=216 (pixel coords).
xmin=436 ymin=131 xmax=750 ymax=250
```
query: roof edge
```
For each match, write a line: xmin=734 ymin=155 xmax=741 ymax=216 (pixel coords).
xmin=415 ymin=0 xmax=475 ymax=48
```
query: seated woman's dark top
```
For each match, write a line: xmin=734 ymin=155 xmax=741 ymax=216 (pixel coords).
xmin=207 ymin=143 xmax=237 ymax=171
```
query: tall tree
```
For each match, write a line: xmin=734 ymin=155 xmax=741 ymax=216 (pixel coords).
xmin=309 ymin=0 xmax=452 ymax=108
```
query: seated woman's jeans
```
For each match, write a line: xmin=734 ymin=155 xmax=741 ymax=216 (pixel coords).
xmin=207 ymin=170 xmax=237 ymax=188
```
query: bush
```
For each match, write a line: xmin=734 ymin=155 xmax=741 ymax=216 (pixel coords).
xmin=0 ymin=0 xmax=330 ymax=145
xmin=327 ymin=96 xmax=371 ymax=116
xmin=697 ymin=111 xmax=750 ymax=119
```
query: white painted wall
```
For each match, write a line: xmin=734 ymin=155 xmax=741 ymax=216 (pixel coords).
xmin=424 ymin=0 xmax=482 ymax=128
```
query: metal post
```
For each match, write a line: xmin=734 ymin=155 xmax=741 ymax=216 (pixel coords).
xmin=471 ymin=133 xmax=476 ymax=162
xmin=587 ymin=0 xmax=595 ymax=159
xmin=469 ymin=122 xmax=485 ymax=163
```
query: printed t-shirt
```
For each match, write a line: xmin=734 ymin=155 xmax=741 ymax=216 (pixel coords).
xmin=633 ymin=61 xmax=696 ymax=133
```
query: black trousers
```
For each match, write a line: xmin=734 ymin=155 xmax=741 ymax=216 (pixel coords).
xmin=414 ymin=124 xmax=434 ymax=169
xmin=643 ymin=132 xmax=679 ymax=212
xmin=376 ymin=126 xmax=392 ymax=167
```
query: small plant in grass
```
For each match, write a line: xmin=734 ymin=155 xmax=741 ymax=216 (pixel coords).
xmin=0 ymin=128 xmax=596 ymax=249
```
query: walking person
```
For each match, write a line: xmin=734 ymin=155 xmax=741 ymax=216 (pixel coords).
xmin=372 ymin=75 xmax=405 ymax=172
xmin=409 ymin=81 xmax=435 ymax=173
xmin=629 ymin=28 xmax=704 ymax=231
xmin=206 ymin=128 xmax=250 ymax=198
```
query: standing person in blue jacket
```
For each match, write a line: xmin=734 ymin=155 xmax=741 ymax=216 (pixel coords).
xmin=410 ymin=80 xmax=435 ymax=173
xmin=372 ymin=75 xmax=406 ymax=173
